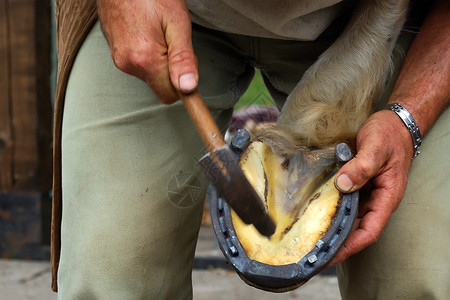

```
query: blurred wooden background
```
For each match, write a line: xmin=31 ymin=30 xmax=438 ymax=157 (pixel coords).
xmin=0 ymin=0 xmax=52 ymax=193
xmin=0 ymin=0 xmax=52 ymax=259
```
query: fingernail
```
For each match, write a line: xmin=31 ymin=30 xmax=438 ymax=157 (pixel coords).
xmin=336 ymin=173 xmax=353 ymax=192
xmin=179 ymin=73 xmax=197 ymax=92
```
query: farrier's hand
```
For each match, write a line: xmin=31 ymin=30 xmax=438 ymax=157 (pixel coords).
xmin=328 ymin=0 xmax=449 ymax=265
xmin=330 ymin=109 xmax=414 ymax=264
xmin=97 ymin=0 xmax=198 ymax=103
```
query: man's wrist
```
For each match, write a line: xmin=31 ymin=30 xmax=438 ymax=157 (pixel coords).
xmin=386 ymin=103 xmax=422 ymax=159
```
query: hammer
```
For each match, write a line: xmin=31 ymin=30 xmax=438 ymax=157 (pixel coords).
xmin=180 ymin=91 xmax=276 ymax=238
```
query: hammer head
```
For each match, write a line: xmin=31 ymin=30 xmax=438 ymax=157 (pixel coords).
xmin=199 ymin=145 xmax=276 ymax=237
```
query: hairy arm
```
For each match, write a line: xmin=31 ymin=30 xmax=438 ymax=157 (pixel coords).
xmin=388 ymin=2 xmax=449 ymax=134
xmin=332 ymin=0 xmax=450 ymax=264
xmin=96 ymin=0 xmax=198 ymax=104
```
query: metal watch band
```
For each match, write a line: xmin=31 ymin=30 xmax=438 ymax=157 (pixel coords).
xmin=387 ymin=103 xmax=422 ymax=159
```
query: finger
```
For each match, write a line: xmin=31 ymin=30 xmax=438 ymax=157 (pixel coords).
xmin=331 ymin=212 xmax=387 ymax=264
xmin=329 ymin=188 xmax=394 ymax=264
xmin=328 ymin=217 xmax=361 ymax=266
xmin=356 ymin=183 xmax=375 ymax=217
xmin=164 ymin=3 xmax=198 ymax=94
xmin=110 ymin=35 xmax=180 ymax=104
xmin=335 ymin=143 xmax=387 ymax=193
xmin=143 ymin=53 xmax=179 ymax=104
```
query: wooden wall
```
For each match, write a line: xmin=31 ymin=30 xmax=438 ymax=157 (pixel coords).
xmin=0 ymin=0 xmax=52 ymax=192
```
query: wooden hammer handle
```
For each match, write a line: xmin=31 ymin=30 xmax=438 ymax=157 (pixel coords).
xmin=180 ymin=91 xmax=225 ymax=152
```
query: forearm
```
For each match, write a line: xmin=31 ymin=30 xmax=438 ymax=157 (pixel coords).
xmin=388 ymin=0 xmax=450 ymax=136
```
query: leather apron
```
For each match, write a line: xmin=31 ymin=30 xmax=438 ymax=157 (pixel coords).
xmin=52 ymin=0 xmax=97 ymax=292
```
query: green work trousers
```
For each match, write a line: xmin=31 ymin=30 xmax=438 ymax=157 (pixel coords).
xmin=59 ymin=21 xmax=449 ymax=299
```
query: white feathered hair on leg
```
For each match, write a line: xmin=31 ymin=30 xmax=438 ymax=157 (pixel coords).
xmin=272 ymin=0 xmax=410 ymax=149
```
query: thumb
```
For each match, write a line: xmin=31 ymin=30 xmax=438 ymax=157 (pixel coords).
xmin=164 ymin=5 xmax=198 ymax=94
xmin=335 ymin=148 xmax=385 ymax=193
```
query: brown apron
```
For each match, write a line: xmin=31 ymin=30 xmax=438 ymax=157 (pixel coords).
xmin=51 ymin=0 xmax=97 ymax=292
